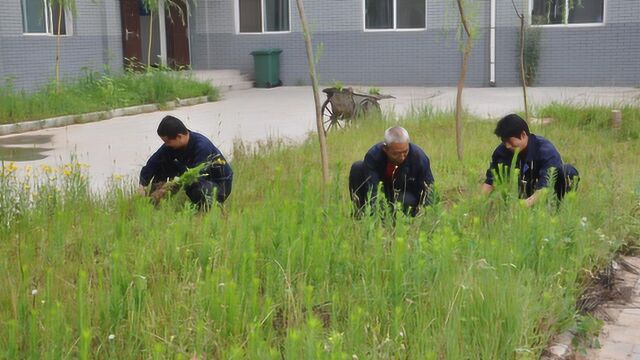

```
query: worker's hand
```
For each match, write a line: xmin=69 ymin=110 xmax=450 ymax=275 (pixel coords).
xmin=524 ymin=196 xmax=535 ymax=207
xmin=481 ymin=183 xmax=494 ymax=196
xmin=149 ymin=182 xmax=169 ymax=205
xmin=137 ymin=185 xmax=147 ymax=196
xmin=163 ymin=181 xmax=178 ymax=193
xmin=524 ymin=190 xmax=543 ymax=207
xmin=150 ymin=187 xmax=166 ymax=204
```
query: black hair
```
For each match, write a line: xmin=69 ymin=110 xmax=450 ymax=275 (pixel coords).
xmin=494 ymin=114 xmax=530 ymax=140
xmin=157 ymin=115 xmax=188 ymax=139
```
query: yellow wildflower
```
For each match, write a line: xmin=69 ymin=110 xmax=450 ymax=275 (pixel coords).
xmin=6 ymin=162 xmax=18 ymax=174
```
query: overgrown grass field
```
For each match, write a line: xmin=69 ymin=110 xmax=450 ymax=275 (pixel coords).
xmin=1 ymin=105 xmax=639 ymax=359
xmin=0 ymin=68 xmax=218 ymax=124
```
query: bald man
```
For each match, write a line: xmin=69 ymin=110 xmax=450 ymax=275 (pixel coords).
xmin=349 ymin=126 xmax=435 ymax=216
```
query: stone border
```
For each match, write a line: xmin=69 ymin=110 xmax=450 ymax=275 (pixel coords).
xmin=541 ymin=257 xmax=640 ymax=360
xmin=0 ymin=96 xmax=210 ymax=136
xmin=541 ymin=331 xmax=575 ymax=360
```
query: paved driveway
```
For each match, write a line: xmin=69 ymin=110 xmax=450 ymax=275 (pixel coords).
xmin=0 ymin=86 xmax=638 ymax=190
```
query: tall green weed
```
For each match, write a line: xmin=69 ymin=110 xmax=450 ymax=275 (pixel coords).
xmin=0 ymin=106 xmax=638 ymax=358
xmin=0 ymin=68 xmax=218 ymax=124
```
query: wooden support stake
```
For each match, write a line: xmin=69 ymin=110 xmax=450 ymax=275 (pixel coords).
xmin=611 ymin=110 xmax=622 ymax=129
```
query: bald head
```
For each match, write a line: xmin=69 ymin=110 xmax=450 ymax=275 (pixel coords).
xmin=384 ymin=126 xmax=410 ymax=145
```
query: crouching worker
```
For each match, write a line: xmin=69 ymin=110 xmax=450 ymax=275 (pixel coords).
xmin=481 ymin=114 xmax=579 ymax=206
xmin=349 ymin=126 xmax=435 ymax=216
xmin=139 ymin=115 xmax=233 ymax=208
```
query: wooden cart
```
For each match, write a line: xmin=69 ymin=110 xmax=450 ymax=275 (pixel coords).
xmin=321 ymin=87 xmax=394 ymax=133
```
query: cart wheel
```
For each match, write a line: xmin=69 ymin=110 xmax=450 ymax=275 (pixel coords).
xmin=322 ymin=99 xmax=347 ymax=134
xmin=356 ymin=98 xmax=382 ymax=118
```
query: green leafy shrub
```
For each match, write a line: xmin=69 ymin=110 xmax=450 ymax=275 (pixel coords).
xmin=518 ymin=26 xmax=541 ymax=86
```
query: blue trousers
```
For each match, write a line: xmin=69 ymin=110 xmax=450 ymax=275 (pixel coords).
xmin=185 ymin=179 xmax=232 ymax=206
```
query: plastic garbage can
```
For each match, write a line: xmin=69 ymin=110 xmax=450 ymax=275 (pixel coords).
xmin=250 ymin=49 xmax=283 ymax=88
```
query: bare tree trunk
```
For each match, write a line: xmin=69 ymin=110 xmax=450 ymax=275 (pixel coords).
xmin=511 ymin=0 xmax=530 ymax=121
xmin=55 ymin=4 xmax=63 ymax=93
xmin=454 ymin=0 xmax=474 ymax=161
xmin=147 ymin=11 xmax=154 ymax=68
xmin=519 ymin=15 xmax=529 ymax=121
xmin=295 ymin=0 xmax=330 ymax=184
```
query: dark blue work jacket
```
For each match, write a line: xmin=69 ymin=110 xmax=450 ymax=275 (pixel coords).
xmin=485 ymin=133 xmax=562 ymax=197
xmin=140 ymin=131 xmax=233 ymax=186
xmin=363 ymin=142 xmax=435 ymax=204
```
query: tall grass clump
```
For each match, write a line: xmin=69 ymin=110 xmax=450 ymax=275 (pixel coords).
xmin=0 ymin=68 xmax=218 ymax=124
xmin=0 ymin=105 xmax=638 ymax=358
xmin=538 ymin=103 xmax=640 ymax=141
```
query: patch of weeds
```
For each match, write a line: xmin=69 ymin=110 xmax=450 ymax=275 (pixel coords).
xmin=368 ymin=87 xmax=381 ymax=95
xmin=1 ymin=106 xmax=639 ymax=358
xmin=572 ymin=314 xmax=603 ymax=355
xmin=0 ymin=68 xmax=218 ymax=124
xmin=331 ymin=80 xmax=344 ymax=91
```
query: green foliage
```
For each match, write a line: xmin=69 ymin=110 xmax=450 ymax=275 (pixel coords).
xmin=453 ymin=0 xmax=480 ymax=45
xmin=0 ymin=68 xmax=219 ymax=124
xmin=172 ymin=162 xmax=209 ymax=188
xmin=330 ymin=80 xmax=344 ymax=91
xmin=519 ymin=26 xmax=541 ymax=86
xmin=538 ymin=103 xmax=640 ymax=140
xmin=0 ymin=106 xmax=638 ymax=358
xmin=368 ymin=87 xmax=381 ymax=96
xmin=49 ymin=0 xmax=77 ymax=15
xmin=573 ymin=314 xmax=603 ymax=354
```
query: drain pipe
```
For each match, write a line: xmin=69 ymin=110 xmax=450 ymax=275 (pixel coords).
xmin=489 ymin=0 xmax=496 ymax=86
xmin=158 ymin=0 xmax=167 ymax=66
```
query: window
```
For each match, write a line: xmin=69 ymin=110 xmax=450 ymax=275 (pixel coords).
xmin=238 ymin=0 xmax=290 ymax=33
xmin=365 ymin=0 xmax=426 ymax=30
xmin=21 ymin=0 xmax=72 ymax=35
xmin=531 ymin=0 xmax=604 ymax=25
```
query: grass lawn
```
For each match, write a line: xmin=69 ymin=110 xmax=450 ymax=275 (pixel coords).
xmin=1 ymin=105 xmax=638 ymax=359
xmin=0 ymin=69 xmax=218 ymax=125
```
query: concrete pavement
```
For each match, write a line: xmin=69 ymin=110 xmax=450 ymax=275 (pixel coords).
xmin=0 ymin=86 xmax=638 ymax=190
xmin=581 ymin=257 xmax=640 ymax=360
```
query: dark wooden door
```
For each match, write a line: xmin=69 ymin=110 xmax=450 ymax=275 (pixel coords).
xmin=120 ymin=0 xmax=142 ymax=68
xmin=165 ymin=1 xmax=191 ymax=69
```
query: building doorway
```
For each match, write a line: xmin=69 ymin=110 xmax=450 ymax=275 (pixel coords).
xmin=165 ymin=1 xmax=191 ymax=69
xmin=119 ymin=0 xmax=191 ymax=70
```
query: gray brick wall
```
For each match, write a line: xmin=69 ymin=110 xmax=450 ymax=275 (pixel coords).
xmin=0 ymin=0 xmax=123 ymax=92
xmin=190 ymin=0 xmax=640 ymax=87
xmin=495 ymin=0 xmax=640 ymax=86
xmin=191 ymin=31 xmax=488 ymax=86
xmin=2 ymin=0 xmax=638 ymax=91
xmin=190 ymin=0 xmax=491 ymax=86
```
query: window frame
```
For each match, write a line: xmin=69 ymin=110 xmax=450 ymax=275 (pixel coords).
xmin=22 ymin=0 xmax=73 ymax=36
xmin=362 ymin=0 xmax=427 ymax=32
xmin=528 ymin=0 xmax=606 ymax=28
xmin=235 ymin=0 xmax=292 ymax=35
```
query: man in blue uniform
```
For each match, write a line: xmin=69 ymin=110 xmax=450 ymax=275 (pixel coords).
xmin=349 ymin=126 xmax=435 ymax=216
xmin=481 ymin=114 xmax=579 ymax=206
xmin=140 ymin=116 xmax=233 ymax=207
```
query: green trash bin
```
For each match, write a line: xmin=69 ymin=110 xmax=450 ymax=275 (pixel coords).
xmin=250 ymin=49 xmax=283 ymax=88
